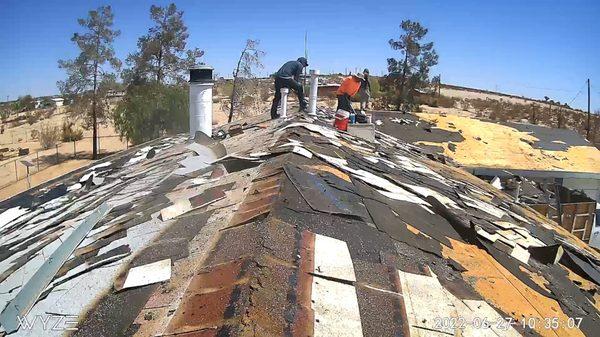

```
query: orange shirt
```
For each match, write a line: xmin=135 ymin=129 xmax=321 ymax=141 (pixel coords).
xmin=336 ymin=76 xmax=361 ymax=96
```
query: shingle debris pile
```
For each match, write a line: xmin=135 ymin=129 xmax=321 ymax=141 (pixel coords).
xmin=0 ymin=113 xmax=599 ymax=337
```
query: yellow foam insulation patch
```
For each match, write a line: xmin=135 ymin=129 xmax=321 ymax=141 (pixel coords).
xmin=443 ymin=238 xmax=586 ymax=337
xmin=416 ymin=113 xmax=600 ymax=173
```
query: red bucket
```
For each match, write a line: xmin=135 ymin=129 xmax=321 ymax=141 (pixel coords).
xmin=333 ymin=109 xmax=350 ymax=131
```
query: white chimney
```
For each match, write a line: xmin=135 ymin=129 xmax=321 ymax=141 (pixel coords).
xmin=189 ymin=65 xmax=214 ymax=138
xmin=309 ymin=69 xmax=320 ymax=116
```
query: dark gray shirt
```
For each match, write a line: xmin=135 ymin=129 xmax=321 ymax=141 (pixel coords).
xmin=275 ymin=60 xmax=303 ymax=81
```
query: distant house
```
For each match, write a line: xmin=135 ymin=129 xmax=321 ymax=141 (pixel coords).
xmin=51 ymin=97 xmax=64 ymax=107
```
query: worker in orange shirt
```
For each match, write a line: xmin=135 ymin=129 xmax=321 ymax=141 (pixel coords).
xmin=336 ymin=74 xmax=363 ymax=115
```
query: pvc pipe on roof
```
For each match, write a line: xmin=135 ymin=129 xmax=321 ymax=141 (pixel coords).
xmin=309 ymin=69 xmax=320 ymax=116
xmin=280 ymin=88 xmax=289 ymax=118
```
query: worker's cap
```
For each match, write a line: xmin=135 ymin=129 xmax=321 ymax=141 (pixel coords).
xmin=363 ymin=68 xmax=370 ymax=74
xmin=297 ymin=57 xmax=309 ymax=67
xmin=352 ymin=73 xmax=364 ymax=80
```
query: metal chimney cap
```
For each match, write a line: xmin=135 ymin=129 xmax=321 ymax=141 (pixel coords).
xmin=189 ymin=64 xmax=214 ymax=83
xmin=189 ymin=64 xmax=214 ymax=71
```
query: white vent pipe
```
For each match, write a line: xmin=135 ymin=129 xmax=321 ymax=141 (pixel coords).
xmin=309 ymin=69 xmax=320 ymax=116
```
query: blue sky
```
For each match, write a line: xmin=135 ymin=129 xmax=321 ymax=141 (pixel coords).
xmin=1 ymin=0 xmax=599 ymax=111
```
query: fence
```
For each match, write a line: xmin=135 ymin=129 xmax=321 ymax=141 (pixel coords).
xmin=0 ymin=135 xmax=128 ymax=191
xmin=0 ymin=129 xmax=34 ymax=145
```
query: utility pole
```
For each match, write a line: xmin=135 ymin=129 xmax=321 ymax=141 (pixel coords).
xmin=587 ymin=78 xmax=591 ymax=139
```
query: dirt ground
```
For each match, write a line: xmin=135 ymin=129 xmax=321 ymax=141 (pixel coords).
xmin=0 ymin=107 xmax=128 ymax=201
xmin=0 ymin=159 xmax=91 ymax=201
xmin=441 ymin=87 xmax=546 ymax=107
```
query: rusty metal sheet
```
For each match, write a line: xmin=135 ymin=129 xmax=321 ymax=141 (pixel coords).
xmin=291 ymin=230 xmax=315 ymax=337
xmin=164 ymin=283 xmax=250 ymax=335
xmin=228 ymin=205 xmax=273 ymax=228
xmin=228 ymin=172 xmax=282 ymax=228
xmin=162 ymin=258 xmax=253 ymax=335
xmin=189 ymin=186 xmax=227 ymax=208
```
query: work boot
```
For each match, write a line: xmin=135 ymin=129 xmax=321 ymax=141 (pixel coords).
xmin=299 ymin=99 xmax=308 ymax=113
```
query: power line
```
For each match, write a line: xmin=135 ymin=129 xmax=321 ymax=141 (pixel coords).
xmin=567 ymin=81 xmax=587 ymax=105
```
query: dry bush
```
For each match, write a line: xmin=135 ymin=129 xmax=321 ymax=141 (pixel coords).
xmin=26 ymin=111 xmax=40 ymax=125
xmin=61 ymin=120 xmax=84 ymax=142
xmin=39 ymin=123 xmax=61 ymax=149
xmin=224 ymin=79 xmax=270 ymax=119
xmin=435 ymin=95 xmax=458 ymax=108
xmin=416 ymin=94 xmax=458 ymax=109
xmin=468 ymin=98 xmax=492 ymax=112
xmin=458 ymin=99 xmax=471 ymax=110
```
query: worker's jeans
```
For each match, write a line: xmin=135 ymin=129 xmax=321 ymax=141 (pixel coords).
xmin=336 ymin=94 xmax=355 ymax=114
xmin=270 ymin=77 xmax=306 ymax=119
xmin=360 ymin=91 xmax=370 ymax=110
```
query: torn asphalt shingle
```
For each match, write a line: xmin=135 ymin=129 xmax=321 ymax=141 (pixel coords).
xmin=0 ymin=112 xmax=599 ymax=337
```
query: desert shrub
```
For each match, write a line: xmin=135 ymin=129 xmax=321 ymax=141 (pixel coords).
xmin=26 ymin=111 xmax=39 ymax=125
xmin=215 ymin=80 xmax=234 ymax=97
xmin=225 ymin=78 xmax=268 ymax=119
xmin=39 ymin=123 xmax=61 ymax=149
xmin=505 ymin=103 xmax=527 ymax=121
xmin=61 ymin=121 xmax=84 ymax=142
xmin=0 ymin=108 xmax=10 ymax=122
xmin=413 ymin=94 xmax=435 ymax=106
xmin=435 ymin=95 xmax=458 ymax=108
xmin=413 ymin=94 xmax=457 ymax=109
xmin=458 ymin=99 xmax=471 ymax=110
xmin=468 ymin=98 xmax=492 ymax=112
xmin=369 ymin=77 xmax=382 ymax=99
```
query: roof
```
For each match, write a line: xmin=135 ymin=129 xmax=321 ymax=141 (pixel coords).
xmin=0 ymin=111 xmax=599 ymax=337
xmin=372 ymin=111 xmax=600 ymax=174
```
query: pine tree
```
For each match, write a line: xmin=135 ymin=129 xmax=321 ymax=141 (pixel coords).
xmin=122 ymin=3 xmax=203 ymax=85
xmin=57 ymin=5 xmax=121 ymax=159
xmin=385 ymin=20 xmax=438 ymax=110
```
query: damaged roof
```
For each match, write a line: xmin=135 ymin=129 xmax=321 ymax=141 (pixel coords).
xmin=372 ymin=111 xmax=600 ymax=173
xmin=0 ymin=111 xmax=599 ymax=337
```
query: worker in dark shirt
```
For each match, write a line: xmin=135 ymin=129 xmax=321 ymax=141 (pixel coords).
xmin=270 ymin=57 xmax=309 ymax=119
xmin=359 ymin=68 xmax=371 ymax=111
